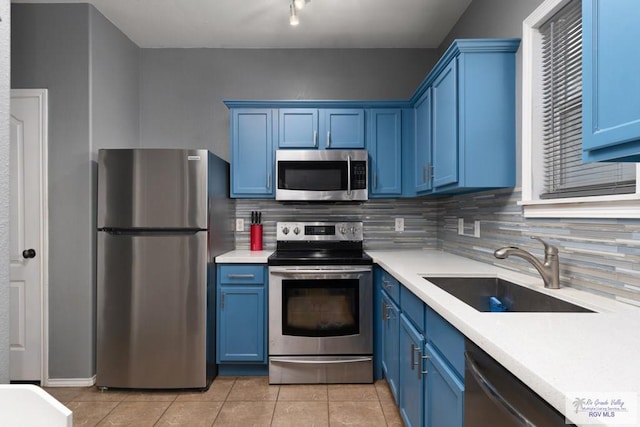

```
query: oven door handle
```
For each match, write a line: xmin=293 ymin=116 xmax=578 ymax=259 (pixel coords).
xmin=269 ymin=267 xmax=372 ymax=275
xmin=270 ymin=357 xmax=372 ymax=365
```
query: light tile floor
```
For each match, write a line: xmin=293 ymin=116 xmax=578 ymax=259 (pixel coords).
xmin=44 ymin=377 xmax=404 ymax=426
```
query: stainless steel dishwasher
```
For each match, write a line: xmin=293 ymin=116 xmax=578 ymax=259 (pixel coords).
xmin=464 ymin=339 xmax=575 ymax=426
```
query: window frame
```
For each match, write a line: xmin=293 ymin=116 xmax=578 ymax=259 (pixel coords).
xmin=520 ymin=0 xmax=640 ymax=218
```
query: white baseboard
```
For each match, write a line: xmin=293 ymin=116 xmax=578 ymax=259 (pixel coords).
xmin=44 ymin=375 xmax=96 ymax=387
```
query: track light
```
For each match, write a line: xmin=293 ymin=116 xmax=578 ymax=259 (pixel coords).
xmin=289 ymin=3 xmax=299 ymax=26
xmin=289 ymin=0 xmax=310 ymax=26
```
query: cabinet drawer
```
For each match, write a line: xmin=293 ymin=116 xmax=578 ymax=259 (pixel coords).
xmin=426 ymin=307 xmax=464 ymax=378
xmin=401 ymin=286 xmax=424 ymax=333
xmin=219 ymin=265 xmax=264 ymax=285
xmin=380 ymin=270 xmax=400 ymax=304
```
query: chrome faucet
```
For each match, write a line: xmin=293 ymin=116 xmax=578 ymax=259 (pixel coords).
xmin=494 ymin=236 xmax=560 ymax=289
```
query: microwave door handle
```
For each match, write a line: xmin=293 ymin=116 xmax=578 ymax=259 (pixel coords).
xmin=347 ymin=155 xmax=352 ymax=196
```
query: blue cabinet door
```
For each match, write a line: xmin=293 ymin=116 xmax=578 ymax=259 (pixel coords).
xmin=399 ymin=313 xmax=425 ymax=427
xmin=381 ymin=291 xmax=401 ymax=404
xmin=320 ymin=109 xmax=365 ymax=149
xmin=414 ymin=89 xmax=433 ymax=193
xmin=425 ymin=343 xmax=464 ymax=427
xmin=432 ymin=59 xmax=458 ymax=188
xmin=368 ymin=109 xmax=402 ymax=197
xmin=230 ymin=109 xmax=274 ymax=197
xmin=279 ymin=109 xmax=319 ymax=148
xmin=217 ymin=286 xmax=265 ymax=363
xmin=582 ymin=0 xmax=640 ymax=162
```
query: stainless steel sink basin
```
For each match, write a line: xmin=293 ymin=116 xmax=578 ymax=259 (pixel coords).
xmin=423 ymin=277 xmax=594 ymax=313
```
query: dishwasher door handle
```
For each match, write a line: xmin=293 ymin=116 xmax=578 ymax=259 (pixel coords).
xmin=464 ymin=351 xmax=537 ymax=427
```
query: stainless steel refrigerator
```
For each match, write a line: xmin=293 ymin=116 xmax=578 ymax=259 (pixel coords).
xmin=96 ymin=149 xmax=233 ymax=389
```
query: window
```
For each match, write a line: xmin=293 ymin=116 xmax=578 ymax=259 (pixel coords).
xmin=521 ymin=0 xmax=640 ymax=218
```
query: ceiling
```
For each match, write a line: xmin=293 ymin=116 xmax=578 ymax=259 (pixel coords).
xmin=12 ymin=0 xmax=473 ymax=48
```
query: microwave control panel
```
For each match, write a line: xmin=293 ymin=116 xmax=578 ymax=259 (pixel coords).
xmin=351 ymin=161 xmax=367 ymax=189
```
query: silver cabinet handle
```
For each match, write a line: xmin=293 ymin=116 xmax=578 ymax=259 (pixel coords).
xmin=220 ymin=291 xmax=225 ymax=309
xmin=347 ymin=155 xmax=352 ymax=196
xmin=266 ymin=173 xmax=271 ymax=190
xmin=429 ymin=163 xmax=434 ymax=181
xmin=422 ymin=165 xmax=427 ymax=183
xmin=226 ymin=274 xmax=255 ymax=279
xmin=382 ymin=279 xmax=393 ymax=290
xmin=374 ymin=173 xmax=378 ymax=189
xmin=420 ymin=352 xmax=430 ymax=379
xmin=410 ymin=343 xmax=417 ymax=370
xmin=313 ymin=130 xmax=318 ymax=147
xmin=464 ymin=351 xmax=536 ymax=427
xmin=382 ymin=301 xmax=390 ymax=321
xmin=326 ymin=131 xmax=331 ymax=148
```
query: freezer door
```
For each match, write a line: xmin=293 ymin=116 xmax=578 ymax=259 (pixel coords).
xmin=97 ymin=231 xmax=209 ymax=389
xmin=98 ymin=149 xmax=209 ymax=229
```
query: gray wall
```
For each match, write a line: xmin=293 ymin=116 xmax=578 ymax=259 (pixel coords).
xmin=90 ymin=7 xmax=140 ymax=152
xmin=139 ymin=48 xmax=439 ymax=160
xmin=439 ymin=0 xmax=544 ymax=52
xmin=11 ymin=3 xmax=139 ymax=379
xmin=0 ymin=0 xmax=10 ymax=383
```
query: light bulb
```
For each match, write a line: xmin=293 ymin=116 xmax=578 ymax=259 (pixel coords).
xmin=294 ymin=0 xmax=305 ymax=10
xmin=289 ymin=4 xmax=299 ymax=26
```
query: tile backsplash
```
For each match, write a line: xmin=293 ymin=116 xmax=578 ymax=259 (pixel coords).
xmin=438 ymin=188 xmax=640 ymax=306
xmin=235 ymin=189 xmax=640 ymax=305
xmin=235 ymin=198 xmax=439 ymax=251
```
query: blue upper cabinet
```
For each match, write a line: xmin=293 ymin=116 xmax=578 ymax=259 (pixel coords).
xmin=411 ymin=39 xmax=520 ymax=195
xmin=368 ymin=109 xmax=403 ymax=197
xmin=279 ymin=109 xmax=319 ymax=148
xmin=321 ymin=109 xmax=365 ymax=149
xmin=230 ymin=108 xmax=275 ymax=197
xmin=278 ymin=108 xmax=365 ymax=149
xmin=431 ymin=60 xmax=459 ymax=189
xmin=414 ymin=89 xmax=433 ymax=194
xmin=582 ymin=0 xmax=640 ymax=162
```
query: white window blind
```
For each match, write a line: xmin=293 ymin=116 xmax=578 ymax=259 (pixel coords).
xmin=540 ymin=0 xmax=635 ymax=199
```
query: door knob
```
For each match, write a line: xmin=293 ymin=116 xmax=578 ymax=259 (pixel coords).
xmin=22 ymin=249 xmax=36 ymax=259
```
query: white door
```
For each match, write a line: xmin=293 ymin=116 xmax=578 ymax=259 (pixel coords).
xmin=10 ymin=89 xmax=47 ymax=382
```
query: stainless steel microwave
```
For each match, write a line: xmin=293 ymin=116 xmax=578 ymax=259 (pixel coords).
xmin=275 ymin=149 xmax=368 ymax=201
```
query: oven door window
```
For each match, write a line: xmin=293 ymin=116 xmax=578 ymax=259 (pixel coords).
xmin=278 ymin=161 xmax=347 ymax=191
xmin=282 ymin=279 xmax=359 ymax=337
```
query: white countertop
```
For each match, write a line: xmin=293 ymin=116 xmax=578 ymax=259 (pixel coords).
xmin=368 ymin=249 xmax=640 ymax=427
xmin=215 ymin=249 xmax=273 ymax=264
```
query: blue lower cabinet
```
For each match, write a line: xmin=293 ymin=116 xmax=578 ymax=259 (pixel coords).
xmin=217 ymin=286 xmax=265 ymax=363
xmin=425 ymin=343 xmax=464 ymax=427
xmin=381 ymin=291 xmax=400 ymax=403
xmin=216 ymin=264 xmax=267 ymax=367
xmin=399 ymin=313 xmax=425 ymax=427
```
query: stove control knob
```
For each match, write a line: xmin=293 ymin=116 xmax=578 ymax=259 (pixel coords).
xmin=339 ymin=226 xmax=347 ymax=235
xmin=282 ymin=226 xmax=290 ymax=235
xmin=349 ymin=226 xmax=356 ymax=234
xmin=293 ymin=227 xmax=300 ymax=235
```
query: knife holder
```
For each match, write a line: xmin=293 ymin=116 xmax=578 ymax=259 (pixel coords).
xmin=250 ymin=224 xmax=263 ymax=251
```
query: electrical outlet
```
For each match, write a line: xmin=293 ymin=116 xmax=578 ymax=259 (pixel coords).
xmin=235 ymin=218 xmax=244 ymax=232
xmin=474 ymin=220 xmax=481 ymax=238
xmin=395 ymin=217 xmax=405 ymax=232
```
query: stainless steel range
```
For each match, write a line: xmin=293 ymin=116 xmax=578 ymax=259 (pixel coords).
xmin=268 ymin=221 xmax=373 ymax=384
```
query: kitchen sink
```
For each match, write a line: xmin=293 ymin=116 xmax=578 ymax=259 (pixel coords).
xmin=423 ymin=277 xmax=594 ymax=313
